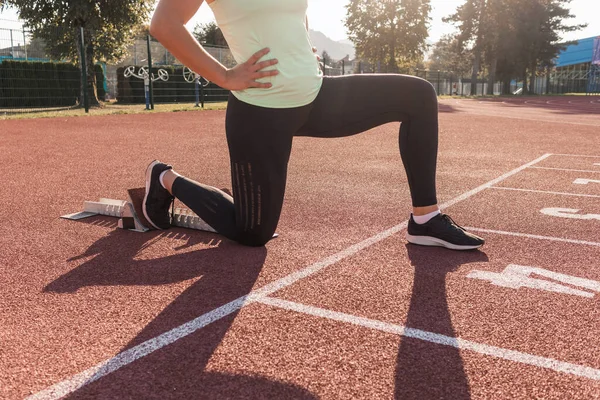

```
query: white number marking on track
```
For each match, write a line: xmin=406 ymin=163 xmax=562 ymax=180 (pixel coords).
xmin=468 ymin=264 xmax=600 ymax=298
xmin=573 ymin=178 xmax=600 ymax=185
xmin=540 ymin=208 xmax=600 ymax=221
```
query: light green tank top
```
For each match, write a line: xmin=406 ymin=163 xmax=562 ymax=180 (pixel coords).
xmin=208 ymin=0 xmax=323 ymax=108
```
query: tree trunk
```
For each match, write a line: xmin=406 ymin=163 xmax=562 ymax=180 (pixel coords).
xmin=471 ymin=51 xmax=480 ymax=95
xmin=487 ymin=57 xmax=497 ymax=95
xmin=522 ymin=68 xmax=528 ymax=95
xmin=529 ymin=63 xmax=536 ymax=95
xmin=76 ymin=32 xmax=85 ymax=107
xmin=76 ymin=28 xmax=99 ymax=107
xmin=389 ymin=22 xmax=399 ymax=74
xmin=502 ymin=77 xmax=511 ymax=95
xmin=388 ymin=45 xmax=398 ymax=73
xmin=86 ymin=39 xmax=100 ymax=106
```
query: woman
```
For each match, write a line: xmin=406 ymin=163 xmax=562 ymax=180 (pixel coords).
xmin=144 ymin=0 xmax=484 ymax=250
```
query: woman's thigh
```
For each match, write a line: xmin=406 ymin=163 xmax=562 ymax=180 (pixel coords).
xmin=297 ymin=74 xmax=438 ymax=138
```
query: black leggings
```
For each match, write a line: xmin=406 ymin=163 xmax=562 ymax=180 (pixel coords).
xmin=172 ymin=74 xmax=438 ymax=246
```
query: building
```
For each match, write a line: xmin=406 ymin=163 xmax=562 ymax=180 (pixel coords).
xmin=549 ymin=36 xmax=600 ymax=94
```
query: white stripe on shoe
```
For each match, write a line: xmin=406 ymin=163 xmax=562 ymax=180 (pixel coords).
xmin=406 ymin=234 xmax=483 ymax=250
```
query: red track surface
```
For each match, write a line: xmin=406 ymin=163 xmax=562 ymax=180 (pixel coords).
xmin=1 ymin=96 xmax=599 ymax=399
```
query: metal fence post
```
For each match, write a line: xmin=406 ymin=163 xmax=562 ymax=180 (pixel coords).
xmin=200 ymin=81 xmax=205 ymax=108
xmin=10 ymin=29 xmax=14 ymax=58
xmin=194 ymin=78 xmax=200 ymax=107
xmin=147 ymin=35 xmax=154 ymax=110
xmin=22 ymin=28 xmax=28 ymax=60
xmin=79 ymin=27 xmax=90 ymax=113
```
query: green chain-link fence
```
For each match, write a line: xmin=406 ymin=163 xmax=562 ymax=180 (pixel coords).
xmin=0 ymin=28 xmax=236 ymax=114
xmin=0 ymin=27 xmax=84 ymax=113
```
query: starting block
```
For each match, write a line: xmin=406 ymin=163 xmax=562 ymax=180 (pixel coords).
xmin=61 ymin=188 xmax=217 ymax=233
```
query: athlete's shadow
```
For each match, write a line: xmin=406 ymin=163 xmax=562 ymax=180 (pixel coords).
xmin=45 ymin=223 xmax=317 ymax=399
xmin=438 ymin=103 xmax=459 ymax=113
xmin=46 ymin=226 xmax=226 ymax=293
xmin=394 ymin=244 xmax=489 ymax=400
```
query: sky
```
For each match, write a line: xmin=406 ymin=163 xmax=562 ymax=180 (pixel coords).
xmin=1 ymin=0 xmax=599 ymax=45
xmin=187 ymin=0 xmax=600 ymax=43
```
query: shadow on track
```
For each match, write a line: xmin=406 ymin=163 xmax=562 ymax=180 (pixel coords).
xmin=44 ymin=224 xmax=317 ymax=399
xmin=394 ymin=244 xmax=489 ymax=400
xmin=438 ymin=103 xmax=459 ymax=113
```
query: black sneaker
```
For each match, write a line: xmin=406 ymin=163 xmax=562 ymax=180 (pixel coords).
xmin=407 ymin=213 xmax=484 ymax=250
xmin=142 ymin=160 xmax=174 ymax=230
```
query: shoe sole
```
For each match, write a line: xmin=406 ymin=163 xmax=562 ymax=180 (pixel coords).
xmin=406 ymin=234 xmax=483 ymax=251
xmin=142 ymin=160 xmax=164 ymax=230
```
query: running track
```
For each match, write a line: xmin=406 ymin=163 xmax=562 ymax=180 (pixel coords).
xmin=1 ymin=96 xmax=599 ymax=399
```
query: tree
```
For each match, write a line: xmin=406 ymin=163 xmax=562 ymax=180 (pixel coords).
xmin=515 ymin=0 xmax=585 ymax=93
xmin=427 ymin=35 xmax=472 ymax=76
xmin=345 ymin=0 xmax=431 ymax=73
xmin=446 ymin=0 xmax=586 ymax=95
xmin=3 ymin=0 xmax=153 ymax=106
xmin=193 ymin=22 xmax=227 ymax=47
xmin=321 ymin=50 xmax=331 ymax=67
xmin=444 ymin=0 xmax=489 ymax=94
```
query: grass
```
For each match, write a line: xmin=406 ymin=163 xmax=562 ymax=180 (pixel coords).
xmin=3 ymin=92 xmax=597 ymax=120
xmin=544 ymin=92 xmax=597 ymax=96
xmin=0 ymin=101 xmax=228 ymax=120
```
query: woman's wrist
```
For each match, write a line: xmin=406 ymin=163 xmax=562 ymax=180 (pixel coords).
xmin=216 ymin=68 xmax=230 ymax=89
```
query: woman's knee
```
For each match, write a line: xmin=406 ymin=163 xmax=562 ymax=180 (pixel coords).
xmin=410 ymin=76 xmax=438 ymax=105
xmin=384 ymin=75 xmax=437 ymax=113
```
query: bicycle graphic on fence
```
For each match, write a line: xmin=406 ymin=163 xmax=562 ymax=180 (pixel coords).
xmin=183 ymin=67 xmax=210 ymax=108
xmin=123 ymin=66 xmax=169 ymax=109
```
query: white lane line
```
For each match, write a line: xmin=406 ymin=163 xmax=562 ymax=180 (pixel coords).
xmin=490 ymin=187 xmax=600 ymax=198
xmin=465 ymin=227 xmax=600 ymax=247
xmin=439 ymin=154 xmax=552 ymax=209
xmin=26 ymin=154 xmax=553 ymax=400
xmin=551 ymin=154 xmax=600 ymax=158
xmin=530 ymin=166 xmax=600 ymax=173
xmin=446 ymin=112 xmax=600 ymax=127
xmin=257 ymin=297 xmax=600 ymax=381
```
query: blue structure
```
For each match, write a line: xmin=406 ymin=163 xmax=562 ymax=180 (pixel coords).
xmin=555 ymin=36 xmax=597 ymax=67
xmin=592 ymin=37 xmax=600 ymax=95
xmin=550 ymin=36 xmax=600 ymax=94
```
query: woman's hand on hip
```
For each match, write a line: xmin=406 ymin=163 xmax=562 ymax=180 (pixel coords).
xmin=224 ymin=48 xmax=279 ymax=90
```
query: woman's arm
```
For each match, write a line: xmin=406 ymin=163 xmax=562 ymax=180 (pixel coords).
xmin=150 ymin=0 xmax=278 ymax=90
